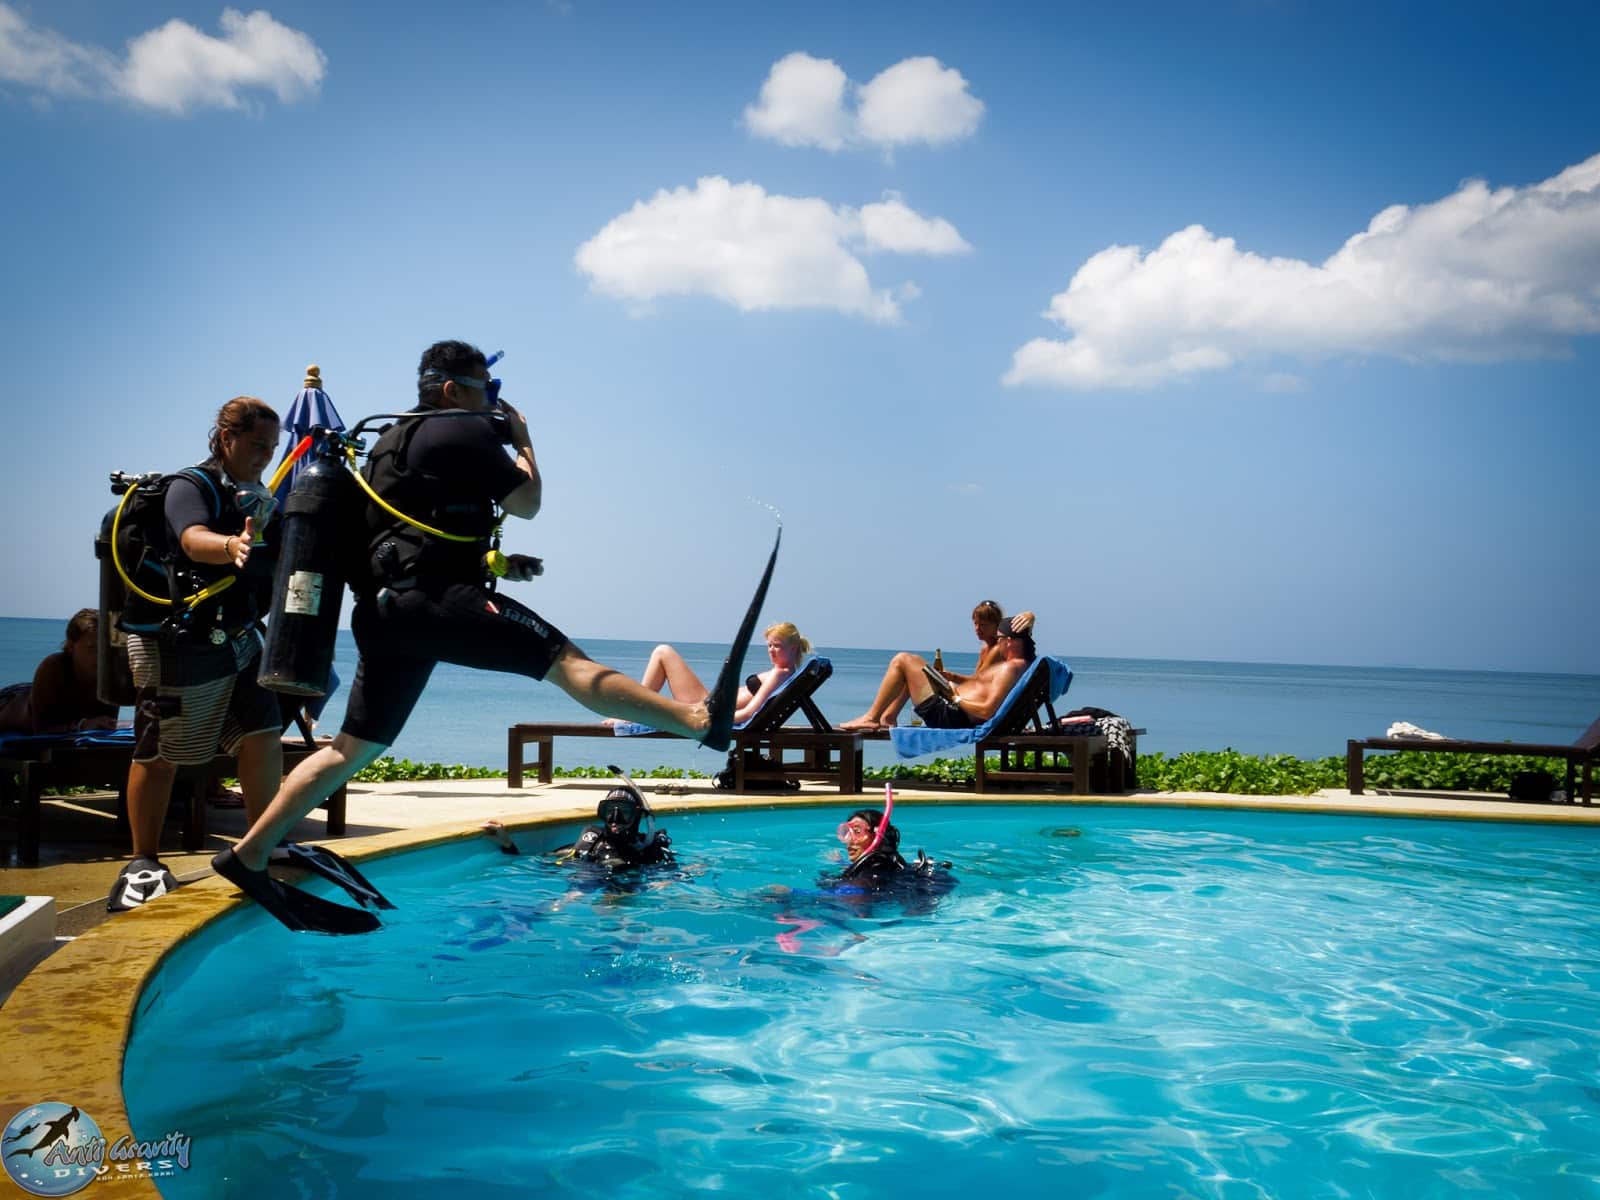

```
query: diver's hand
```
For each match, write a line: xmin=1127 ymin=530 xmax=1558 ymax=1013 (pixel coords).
xmin=505 ymin=554 xmax=543 ymax=582
xmin=498 ymin=399 xmax=534 ymax=453
xmin=229 ymin=517 xmax=255 ymax=568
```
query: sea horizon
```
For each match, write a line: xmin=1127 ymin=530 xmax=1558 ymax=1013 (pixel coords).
xmin=1 ymin=613 xmax=1593 ymax=680
xmin=4 ymin=616 xmax=1597 ymax=775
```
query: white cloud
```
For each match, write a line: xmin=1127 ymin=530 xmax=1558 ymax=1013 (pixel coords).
xmin=743 ymin=51 xmax=983 ymax=152
xmin=859 ymin=194 xmax=971 ymax=255
xmin=741 ymin=51 xmax=851 ymax=152
xmin=856 ymin=56 xmax=985 ymax=149
xmin=1004 ymin=152 xmax=1600 ymax=390
xmin=574 ymin=177 xmax=968 ymax=323
xmin=0 ymin=4 xmax=115 ymax=97
xmin=0 ymin=5 xmax=325 ymax=114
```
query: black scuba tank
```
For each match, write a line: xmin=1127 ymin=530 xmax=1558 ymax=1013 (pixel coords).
xmin=259 ymin=445 xmax=360 ymax=697
xmin=93 ymin=506 xmax=137 ymax=706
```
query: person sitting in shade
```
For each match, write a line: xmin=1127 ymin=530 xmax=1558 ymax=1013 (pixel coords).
xmin=840 ymin=614 xmax=1036 ymax=731
xmin=0 ymin=609 xmax=119 ymax=735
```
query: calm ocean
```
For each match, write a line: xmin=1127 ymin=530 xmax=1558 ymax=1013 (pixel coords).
xmin=3 ymin=617 xmax=1595 ymax=774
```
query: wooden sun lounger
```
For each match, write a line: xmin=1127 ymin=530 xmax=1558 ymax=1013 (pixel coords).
xmin=1346 ymin=715 xmax=1600 ymax=804
xmin=972 ymin=665 xmax=1141 ymax=794
xmin=0 ymin=731 xmax=346 ymax=866
xmin=507 ymin=658 xmax=866 ymax=794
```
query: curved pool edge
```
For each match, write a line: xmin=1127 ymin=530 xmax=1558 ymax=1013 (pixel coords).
xmin=3 ymin=785 xmax=1597 ymax=1198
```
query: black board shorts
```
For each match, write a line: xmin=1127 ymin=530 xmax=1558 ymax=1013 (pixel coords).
xmin=342 ymin=582 xmax=568 ymax=746
xmin=913 ymin=693 xmax=975 ymax=730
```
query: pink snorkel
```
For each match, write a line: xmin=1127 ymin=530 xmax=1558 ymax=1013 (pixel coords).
xmin=859 ymin=783 xmax=895 ymax=858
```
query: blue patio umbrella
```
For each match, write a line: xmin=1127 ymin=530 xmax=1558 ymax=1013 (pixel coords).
xmin=273 ymin=364 xmax=345 ymax=506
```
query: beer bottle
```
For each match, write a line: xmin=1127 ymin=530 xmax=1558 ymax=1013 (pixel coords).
xmin=933 ymin=647 xmax=945 ymax=673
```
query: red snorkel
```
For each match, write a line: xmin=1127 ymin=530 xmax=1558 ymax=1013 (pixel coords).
xmin=860 ymin=783 xmax=894 ymax=858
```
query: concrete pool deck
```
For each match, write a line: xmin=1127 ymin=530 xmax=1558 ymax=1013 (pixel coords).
xmin=1 ymin=776 xmax=1596 ymax=1198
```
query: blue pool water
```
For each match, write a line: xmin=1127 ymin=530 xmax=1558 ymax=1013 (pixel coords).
xmin=124 ymin=805 xmax=1600 ymax=1197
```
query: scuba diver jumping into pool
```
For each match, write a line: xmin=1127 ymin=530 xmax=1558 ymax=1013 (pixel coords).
xmin=211 ymin=340 xmax=779 ymax=934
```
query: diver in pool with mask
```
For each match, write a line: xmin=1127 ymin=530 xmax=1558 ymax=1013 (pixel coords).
xmin=560 ymin=784 xmax=673 ymax=867
xmin=767 ymin=785 xmax=955 ymax=954
xmin=483 ymin=767 xmax=673 ymax=868
xmin=827 ymin=785 xmax=952 ymax=894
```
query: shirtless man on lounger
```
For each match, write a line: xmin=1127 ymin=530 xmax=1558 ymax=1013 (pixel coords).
xmin=838 ymin=602 xmax=1033 ymax=731
xmin=840 ymin=620 xmax=1036 ymax=731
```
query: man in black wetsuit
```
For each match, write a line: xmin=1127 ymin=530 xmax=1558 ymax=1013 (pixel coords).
xmin=214 ymin=340 xmax=744 ymax=929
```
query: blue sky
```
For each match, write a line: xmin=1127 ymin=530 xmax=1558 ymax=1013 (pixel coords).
xmin=3 ymin=1 xmax=1597 ymax=674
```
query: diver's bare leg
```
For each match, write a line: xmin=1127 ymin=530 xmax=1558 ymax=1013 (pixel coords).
xmin=549 ymin=643 xmax=711 ymax=739
xmin=234 ymin=727 xmax=283 ymax=825
xmin=126 ymin=757 xmax=178 ymax=860
xmin=231 ymin=733 xmax=388 ymax=870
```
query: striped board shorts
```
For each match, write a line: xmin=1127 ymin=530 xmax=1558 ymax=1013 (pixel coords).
xmin=128 ymin=632 xmax=281 ymax=766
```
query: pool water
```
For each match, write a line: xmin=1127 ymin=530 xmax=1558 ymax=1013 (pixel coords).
xmin=124 ymin=806 xmax=1600 ymax=1198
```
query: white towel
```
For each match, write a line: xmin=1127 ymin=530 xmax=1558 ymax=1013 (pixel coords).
xmin=1386 ymin=721 xmax=1448 ymax=740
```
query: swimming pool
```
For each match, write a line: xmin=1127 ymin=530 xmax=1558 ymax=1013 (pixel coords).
xmin=122 ymin=805 xmax=1600 ymax=1197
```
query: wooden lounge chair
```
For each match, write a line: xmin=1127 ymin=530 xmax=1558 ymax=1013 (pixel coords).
xmin=725 ymin=658 xmax=863 ymax=793
xmin=0 ymin=726 xmax=346 ymax=866
xmin=972 ymin=660 xmax=1138 ymax=794
xmin=507 ymin=657 xmax=864 ymax=793
xmin=1346 ymin=715 xmax=1600 ymax=804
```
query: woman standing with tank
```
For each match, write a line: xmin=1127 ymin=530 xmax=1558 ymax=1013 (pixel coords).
xmin=107 ymin=398 xmax=285 ymax=912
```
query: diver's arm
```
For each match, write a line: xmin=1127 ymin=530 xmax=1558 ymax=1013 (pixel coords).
xmin=497 ymin=401 xmax=542 ymax=520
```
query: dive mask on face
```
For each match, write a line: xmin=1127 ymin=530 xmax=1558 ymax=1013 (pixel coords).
xmin=837 ymin=819 xmax=871 ymax=844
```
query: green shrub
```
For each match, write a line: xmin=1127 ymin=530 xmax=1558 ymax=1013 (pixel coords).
xmin=82 ymin=749 xmax=1564 ymax=796
xmin=348 ymin=758 xmax=706 ymax=783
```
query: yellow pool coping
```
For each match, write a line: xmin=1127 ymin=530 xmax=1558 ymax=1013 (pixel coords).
xmin=2 ymin=785 xmax=1596 ymax=1197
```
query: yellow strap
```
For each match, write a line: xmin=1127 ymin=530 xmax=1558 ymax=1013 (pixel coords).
xmin=110 ymin=481 xmax=236 ymax=609
xmin=344 ymin=446 xmax=481 ymax=543
xmin=344 ymin=448 xmax=480 ymax=547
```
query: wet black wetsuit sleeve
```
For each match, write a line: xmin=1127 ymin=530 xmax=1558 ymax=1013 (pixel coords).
xmin=409 ymin=414 xmax=527 ymax=508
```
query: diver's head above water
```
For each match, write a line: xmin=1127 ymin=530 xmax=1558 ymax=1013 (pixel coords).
xmin=838 ymin=808 xmax=899 ymax=862
xmin=597 ymin=788 xmax=645 ymax=840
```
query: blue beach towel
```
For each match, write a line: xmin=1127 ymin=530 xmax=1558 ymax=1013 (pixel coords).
xmin=612 ymin=657 xmax=831 ymax=737
xmin=0 ymin=726 xmax=135 ymax=756
xmin=889 ymin=656 xmax=1073 ymax=760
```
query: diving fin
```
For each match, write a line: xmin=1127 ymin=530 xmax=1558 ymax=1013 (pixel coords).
xmin=212 ymin=848 xmax=381 ymax=935
xmin=702 ymin=523 xmax=781 ymax=752
xmin=271 ymin=842 xmax=396 ymax=909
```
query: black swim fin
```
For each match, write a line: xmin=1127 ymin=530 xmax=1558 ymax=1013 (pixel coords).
xmin=272 ymin=842 xmax=397 ymax=910
xmin=212 ymin=848 xmax=381 ymax=935
xmin=702 ymin=523 xmax=781 ymax=752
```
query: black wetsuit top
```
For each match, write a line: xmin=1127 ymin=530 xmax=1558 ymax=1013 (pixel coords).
xmin=564 ymin=825 xmax=674 ymax=867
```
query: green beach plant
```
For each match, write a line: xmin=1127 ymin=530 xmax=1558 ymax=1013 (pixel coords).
xmin=43 ymin=750 xmax=1573 ymax=797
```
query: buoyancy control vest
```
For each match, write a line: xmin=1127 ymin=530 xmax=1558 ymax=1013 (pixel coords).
xmin=112 ymin=464 xmax=264 ymax=641
xmin=566 ymin=825 xmax=674 ymax=867
xmin=358 ymin=413 xmax=502 ymax=593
